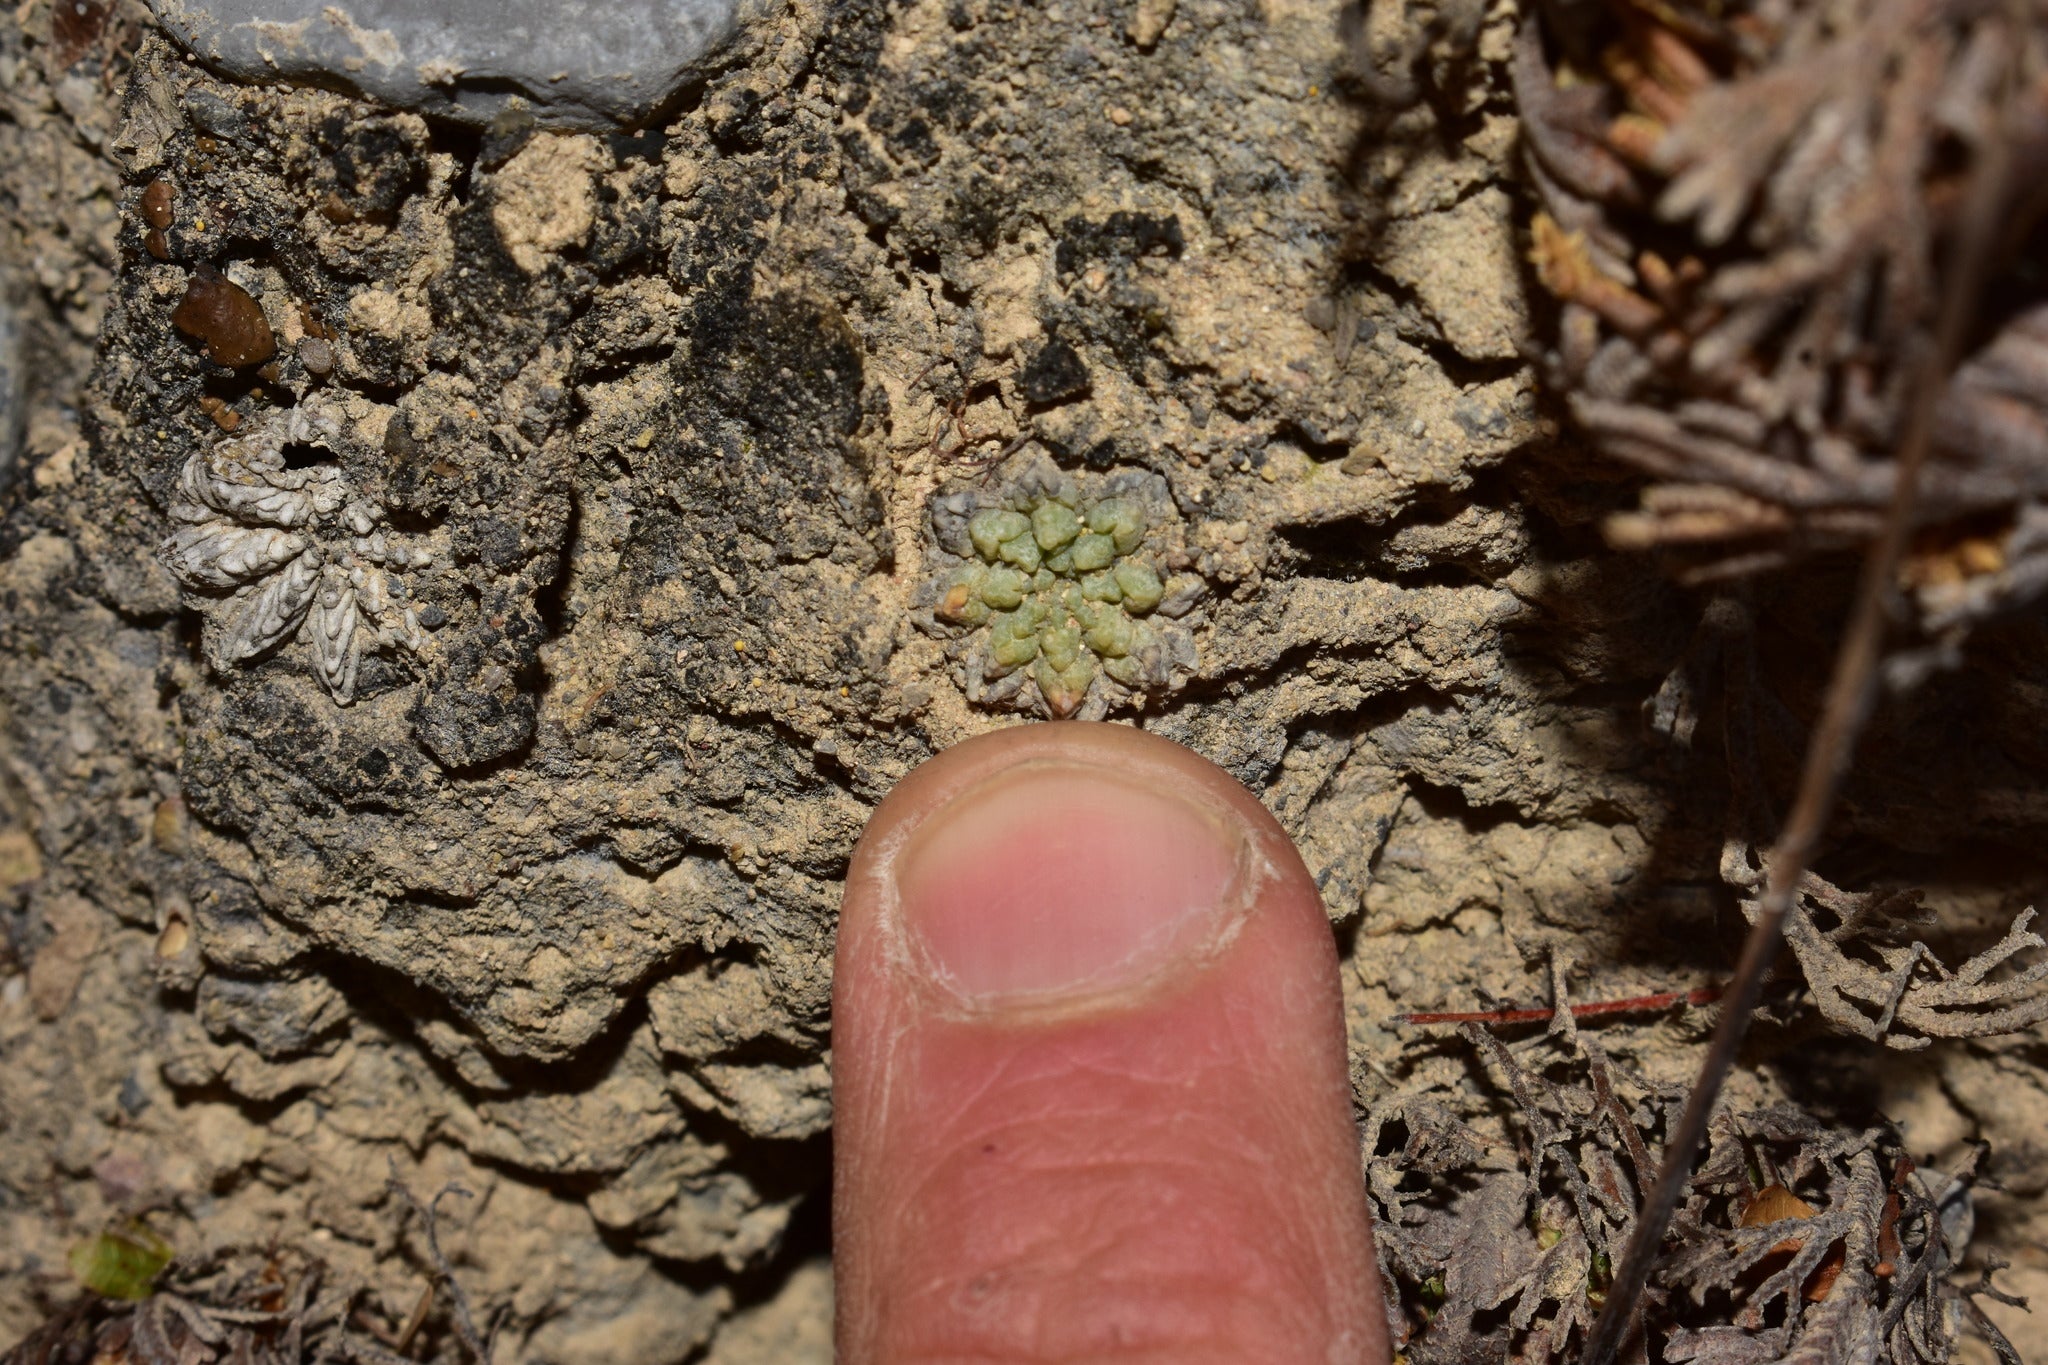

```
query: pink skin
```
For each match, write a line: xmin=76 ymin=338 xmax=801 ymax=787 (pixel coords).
xmin=834 ymin=723 xmax=1392 ymax=1365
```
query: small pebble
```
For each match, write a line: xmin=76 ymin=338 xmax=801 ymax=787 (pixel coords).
xmin=298 ymin=336 xmax=334 ymax=375
xmin=182 ymin=88 xmax=249 ymax=140
xmin=198 ymin=395 xmax=241 ymax=431
xmin=171 ymin=264 xmax=275 ymax=368
xmin=144 ymin=228 xmax=171 ymax=261
xmin=139 ymin=180 xmax=174 ymax=229
xmin=155 ymin=917 xmax=190 ymax=960
xmin=478 ymin=106 xmax=539 ymax=171
xmin=151 ymin=797 xmax=188 ymax=855
xmin=1127 ymin=0 xmax=1177 ymax=48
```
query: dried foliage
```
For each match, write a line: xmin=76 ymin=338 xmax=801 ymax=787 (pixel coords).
xmin=0 ymin=1182 xmax=495 ymax=1365
xmin=0 ymin=1246 xmax=357 ymax=1365
xmin=1721 ymin=843 xmax=2048 ymax=1048
xmin=1365 ymin=1031 xmax=2023 ymax=1363
xmin=1518 ymin=0 xmax=2048 ymax=633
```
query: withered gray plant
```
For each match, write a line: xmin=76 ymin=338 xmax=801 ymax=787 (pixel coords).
xmin=1515 ymin=0 xmax=2048 ymax=638
xmin=1362 ymin=1029 xmax=2024 ymax=1365
xmin=1721 ymin=843 xmax=2048 ymax=1048
xmin=1496 ymin=2 xmax=2048 ymax=1355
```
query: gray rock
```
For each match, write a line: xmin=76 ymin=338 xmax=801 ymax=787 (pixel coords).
xmin=0 ymin=282 xmax=20 ymax=495
xmin=148 ymin=0 xmax=756 ymax=130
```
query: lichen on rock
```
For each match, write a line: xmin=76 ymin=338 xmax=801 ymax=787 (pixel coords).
xmin=157 ymin=403 xmax=432 ymax=704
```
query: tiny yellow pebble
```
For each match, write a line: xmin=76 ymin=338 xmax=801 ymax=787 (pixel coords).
xmin=733 ymin=640 xmax=746 ymax=652
xmin=192 ymin=219 xmax=207 ymax=232
xmin=839 ymin=686 xmax=849 ymax=696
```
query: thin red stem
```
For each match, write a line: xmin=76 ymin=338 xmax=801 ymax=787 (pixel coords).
xmin=1393 ymin=983 xmax=1724 ymax=1028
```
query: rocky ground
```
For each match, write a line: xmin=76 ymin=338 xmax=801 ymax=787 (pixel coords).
xmin=0 ymin=0 xmax=2041 ymax=1360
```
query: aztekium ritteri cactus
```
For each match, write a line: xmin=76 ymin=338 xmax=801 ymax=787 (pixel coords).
xmin=925 ymin=463 xmax=1205 ymax=719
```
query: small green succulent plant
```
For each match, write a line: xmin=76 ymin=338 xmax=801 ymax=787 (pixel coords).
xmin=933 ymin=481 xmax=1199 ymax=717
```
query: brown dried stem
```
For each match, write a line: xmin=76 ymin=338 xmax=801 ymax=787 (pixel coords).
xmin=1521 ymin=0 xmax=2048 ymax=622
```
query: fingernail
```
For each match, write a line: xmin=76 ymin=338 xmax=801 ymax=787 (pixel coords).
xmin=890 ymin=761 xmax=1245 ymax=1005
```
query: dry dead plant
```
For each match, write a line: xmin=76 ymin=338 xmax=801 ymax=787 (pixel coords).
xmin=1340 ymin=0 xmax=2047 ymax=1346
xmin=1721 ymin=844 xmax=2048 ymax=1048
xmin=0 ymin=1178 xmax=495 ymax=1365
xmin=1363 ymin=1030 xmax=2024 ymax=1364
xmin=1495 ymin=0 xmax=2048 ymax=1356
xmin=1519 ymin=0 xmax=2048 ymax=637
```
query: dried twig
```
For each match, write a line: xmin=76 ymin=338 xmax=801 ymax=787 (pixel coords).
xmin=1958 ymin=1256 xmax=2029 ymax=1365
xmin=1523 ymin=0 xmax=2048 ymax=630
xmin=1392 ymin=982 xmax=1723 ymax=1027
xmin=385 ymin=1175 xmax=494 ymax=1365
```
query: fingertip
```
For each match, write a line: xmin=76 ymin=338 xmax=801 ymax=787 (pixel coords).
xmin=833 ymin=723 xmax=1390 ymax=1364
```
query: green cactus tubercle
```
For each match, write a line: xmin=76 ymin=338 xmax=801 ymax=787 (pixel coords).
xmin=942 ymin=497 xmax=1176 ymax=715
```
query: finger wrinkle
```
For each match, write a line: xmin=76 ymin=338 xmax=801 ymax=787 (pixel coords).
xmin=884 ymin=1098 xmax=1286 ymax=1227
xmin=910 ymin=1035 xmax=1278 ymax=1134
xmin=891 ymin=1263 xmax=1314 ymax=1365
xmin=882 ymin=1150 xmax=1330 ymax=1310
